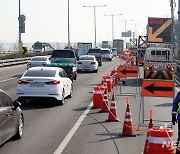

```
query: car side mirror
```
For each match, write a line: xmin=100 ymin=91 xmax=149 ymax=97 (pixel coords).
xmin=13 ymin=99 xmax=21 ymax=110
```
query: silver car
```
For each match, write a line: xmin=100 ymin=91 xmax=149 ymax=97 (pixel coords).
xmin=0 ymin=89 xmax=24 ymax=146
xmin=27 ymin=56 xmax=50 ymax=69
xmin=101 ymin=48 xmax=113 ymax=61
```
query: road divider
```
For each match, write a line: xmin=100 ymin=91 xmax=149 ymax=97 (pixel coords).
xmin=0 ymin=57 xmax=31 ymax=67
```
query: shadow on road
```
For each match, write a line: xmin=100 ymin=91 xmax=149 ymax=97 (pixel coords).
xmin=20 ymin=98 xmax=58 ymax=110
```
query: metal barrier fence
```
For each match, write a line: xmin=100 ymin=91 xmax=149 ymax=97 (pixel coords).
xmin=0 ymin=57 xmax=31 ymax=67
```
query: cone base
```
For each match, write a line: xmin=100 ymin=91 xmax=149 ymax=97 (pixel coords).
xmin=99 ymin=110 xmax=109 ymax=113
xmin=119 ymin=133 xmax=136 ymax=137
xmin=106 ymin=119 xmax=119 ymax=122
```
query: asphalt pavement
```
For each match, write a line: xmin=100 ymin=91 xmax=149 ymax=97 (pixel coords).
xmin=0 ymin=58 xmax=179 ymax=154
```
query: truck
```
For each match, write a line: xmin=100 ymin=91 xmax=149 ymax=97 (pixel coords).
xmin=144 ymin=47 xmax=176 ymax=80
xmin=77 ymin=43 xmax=92 ymax=58
xmin=49 ymin=49 xmax=77 ymax=81
xmin=102 ymin=41 xmax=112 ymax=48
xmin=113 ymin=39 xmax=124 ymax=54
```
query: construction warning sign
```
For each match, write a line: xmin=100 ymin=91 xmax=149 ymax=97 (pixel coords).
xmin=147 ymin=17 xmax=173 ymax=43
xmin=142 ymin=79 xmax=174 ymax=97
xmin=118 ymin=66 xmax=139 ymax=78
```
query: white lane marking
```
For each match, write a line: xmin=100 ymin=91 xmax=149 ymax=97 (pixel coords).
xmin=0 ymin=77 xmax=18 ymax=83
xmin=54 ymin=101 xmax=93 ymax=154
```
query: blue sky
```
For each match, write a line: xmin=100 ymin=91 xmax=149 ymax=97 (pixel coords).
xmin=0 ymin=0 xmax=178 ymax=43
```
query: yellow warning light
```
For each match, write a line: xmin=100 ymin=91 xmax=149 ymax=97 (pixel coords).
xmin=146 ymin=67 xmax=150 ymax=70
xmin=171 ymin=67 xmax=174 ymax=71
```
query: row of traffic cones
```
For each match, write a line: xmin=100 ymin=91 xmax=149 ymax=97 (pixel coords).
xmin=99 ymin=81 xmax=135 ymax=137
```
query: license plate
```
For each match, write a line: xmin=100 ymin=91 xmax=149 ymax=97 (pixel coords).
xmin=154 ymin=64 xmax=166 ymax=68
xmin=29 ymin=82 xmax=44 ymax=87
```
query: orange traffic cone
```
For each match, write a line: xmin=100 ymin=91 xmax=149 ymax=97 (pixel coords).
xmin=143 ymin=110 xmax=154 ymax=154
xmin=107 ymin=95 xmax=119 ymax=122
xmin=100 ymin=87 xmax=109 ymax=113
xmin=121 ymin=97 xmax=136 ymax=137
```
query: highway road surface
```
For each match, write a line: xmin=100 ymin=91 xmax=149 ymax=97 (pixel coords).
xmin=0 ymin=57 xmax=179 ymax=154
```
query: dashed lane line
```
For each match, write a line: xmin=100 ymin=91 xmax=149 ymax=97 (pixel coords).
xmin=0 ymin=77 xmax=18 ymax=83
xmin=54 ymin=101 xmax=93 ymax=154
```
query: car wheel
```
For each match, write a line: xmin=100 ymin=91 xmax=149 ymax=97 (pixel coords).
xmin=67 ymin=84 xmax=73 ymax=98
xmin=94 ymin=69 xmax=98 ymax=73
xmin=14 ymin=114 xmax=24 ymax=139
xmin=58 ymin=90 xmax=65 ymax=105
xmin=18 ymin=98 xmax=26 ymax=104
xmin=74 ymin=73 xmax=77 ymax=80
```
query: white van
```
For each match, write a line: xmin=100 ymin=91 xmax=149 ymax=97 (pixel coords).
xmin=144 ymin=47 xmax=173 ymax=62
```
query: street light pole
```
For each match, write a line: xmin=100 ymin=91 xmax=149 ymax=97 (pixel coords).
xmin=94 ymin=6 xmax=97 ymax=48
xmin=18 ymin=0 xmax=21 ymax=44
xmin=83 ymin=5 xmax=107 ymax=48
xmin=104 ymin=14 xmax=122 ymax=40
xmin=67 ymin=0 xmax=71 ymax=48
xmin=119 ymin=20 xmax=133 ymax=48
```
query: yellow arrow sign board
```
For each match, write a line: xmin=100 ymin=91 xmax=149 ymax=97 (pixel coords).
xmin=147 ymin=17 xmax=173 ymax=43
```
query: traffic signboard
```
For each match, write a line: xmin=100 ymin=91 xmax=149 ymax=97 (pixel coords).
xmin=142 ymin=79 xmax=174 ymax=97
xmin=147 ymin=17 xmax=173 ymax=43
xmin=118 ymin=66 xmax=139 ymax=77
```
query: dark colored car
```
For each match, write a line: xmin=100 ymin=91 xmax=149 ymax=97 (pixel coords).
xmin=49 ymin=49 xmax=77 ymax=81
xmin=0 ymin=89 xmax=24 ymax=146
xmin=87 ymin=48 xmax=102 ymax=66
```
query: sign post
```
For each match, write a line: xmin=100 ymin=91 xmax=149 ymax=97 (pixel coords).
xmin=118 ymin=65 xmax=140 ymax=96
xmin=138 ymin=79 xmax=175 ymax=125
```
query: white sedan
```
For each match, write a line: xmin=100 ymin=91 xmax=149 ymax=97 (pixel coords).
xmin=77 ymin=55 xmax=98 ymax=73
xmin=27 ymin=56 xmax=51 ymax=70
xmin=16 ymin=67 xmax=73 ymax=105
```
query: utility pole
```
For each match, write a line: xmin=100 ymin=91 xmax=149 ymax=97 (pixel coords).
xmin=104 ymin=14 xmax=122 ymax=41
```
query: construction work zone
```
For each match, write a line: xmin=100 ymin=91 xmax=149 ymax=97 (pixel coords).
xmin=91 ymin=65 xmax=179 ymax=153
xmin=139 ymin=79 xmax=175 ymax=123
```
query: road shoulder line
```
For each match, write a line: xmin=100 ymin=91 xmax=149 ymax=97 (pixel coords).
xmin=54 ymin=101 xmax=93 ymax=154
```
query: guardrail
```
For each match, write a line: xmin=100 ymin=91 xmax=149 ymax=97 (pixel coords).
xmin=0 ymin=57 xmax=31 ymax=67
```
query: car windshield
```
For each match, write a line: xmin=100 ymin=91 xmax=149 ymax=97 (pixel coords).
xmin=31 ymin=57 xmax=47 ymax=61
xmin=88 ymin=49 xmax=101 ymax=54
xmin=24 ymin=69 xmax=56 ymax=77
xmin=80 ymin=57 xmax=94 ymax=60
xmin=34 ymin=42 xmax=43 ymax=49
xmin=51 ymin=50 xmax=75 ymax=58
xmin=101 ymin=50 xmax=110 ymax=54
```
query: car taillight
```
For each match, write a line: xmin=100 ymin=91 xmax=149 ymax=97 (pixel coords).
xmin=18 ymin=80 xmax=29 ymax=84
xmin=77 ymin=61 xmax=82 ymax=64
xmin=91 ymin=62 xmax=96 ymax=64
xmin=45 ymin=80 xmax=60 ymax=85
